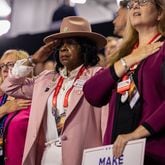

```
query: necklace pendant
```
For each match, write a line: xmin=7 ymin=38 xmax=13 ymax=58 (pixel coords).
xmin=62 ymin=86 xmax=65 ymax=91
xmin=52 ymin=107 xmax=57 ymax=116
xmin=64 ymin=109 xmax=67 ymax=114
xmin=121 ymin=91 xmax=128 ymax=103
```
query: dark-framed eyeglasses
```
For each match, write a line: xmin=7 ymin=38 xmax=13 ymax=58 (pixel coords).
xmin=0 ymin=62 xmax=15 ymax=70
xmin=127 ymin=0 xmax=154 ymax=9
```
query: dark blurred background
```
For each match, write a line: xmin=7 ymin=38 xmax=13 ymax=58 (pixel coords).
xmin=0 ymin=0 xmax=118 ymax=57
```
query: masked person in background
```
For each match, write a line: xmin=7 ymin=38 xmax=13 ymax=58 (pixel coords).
xmin=83 ymin=0 xmax=165 ymax=164
xmin=1 ymin=16 xmax=107 ymax=165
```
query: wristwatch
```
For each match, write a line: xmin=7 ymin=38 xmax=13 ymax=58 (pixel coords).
xmin=27 ymin=56 xmax=36 ymax=67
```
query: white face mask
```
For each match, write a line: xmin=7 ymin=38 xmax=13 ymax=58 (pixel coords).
xmin=11 ymin=59 xmax=33 ymax=78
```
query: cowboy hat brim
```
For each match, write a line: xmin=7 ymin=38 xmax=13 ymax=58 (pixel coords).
xmin=43 ymin=31 xmax=107 ymax=49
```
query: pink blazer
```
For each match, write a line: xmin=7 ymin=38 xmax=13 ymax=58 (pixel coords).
xmin=1 ymin=67 xmax=108 ymax=165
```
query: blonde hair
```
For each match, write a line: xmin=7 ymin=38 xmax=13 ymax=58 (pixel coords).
xmin=108 ymin=0 xmax=165 ymax=66
xmin=0 ymin=49 xmax=29 ymax=61
xmin=0 ymin=49 xmax=31 ymax=80
xmin=106 ymin=36 xmax=120 ymax=43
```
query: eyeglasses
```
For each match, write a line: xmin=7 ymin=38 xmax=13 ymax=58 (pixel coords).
xmin=0 ymin=62 xmax=15 ymax=70
xmin=127 ymin=0 xmax=154 ymax=9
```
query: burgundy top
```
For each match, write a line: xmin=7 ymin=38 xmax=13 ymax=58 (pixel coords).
xmin=83 ymin=41 xmax=165 ymax=164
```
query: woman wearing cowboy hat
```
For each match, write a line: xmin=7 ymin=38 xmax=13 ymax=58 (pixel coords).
xmin=1 ymin=16 xmax=107 ymax=165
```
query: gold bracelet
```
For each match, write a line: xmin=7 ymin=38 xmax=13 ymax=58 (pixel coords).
xmin=120 ymin=58 xmax=129 ymax=72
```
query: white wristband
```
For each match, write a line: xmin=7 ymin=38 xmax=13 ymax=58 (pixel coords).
xmin=120 ymin=58 xmax=129 ymax=72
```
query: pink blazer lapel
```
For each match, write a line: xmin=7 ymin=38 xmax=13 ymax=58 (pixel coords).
xmin=34 ymin=77 xmax=59 ymax=129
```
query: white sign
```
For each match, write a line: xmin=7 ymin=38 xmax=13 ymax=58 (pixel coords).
xmin=82 ymin=138 xmax=146 ymax=165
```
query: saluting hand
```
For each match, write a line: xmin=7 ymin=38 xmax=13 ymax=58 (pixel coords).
xmin=31 ymin=41 xmax=57 ymax=63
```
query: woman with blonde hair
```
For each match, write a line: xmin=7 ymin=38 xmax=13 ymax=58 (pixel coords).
xmin=0 ymin=49 xmax=31 ymax=165
xmin=84 ymin=0 xmax=165 ymax=164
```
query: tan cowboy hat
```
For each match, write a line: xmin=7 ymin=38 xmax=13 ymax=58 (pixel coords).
xmin=44 ymin=16 xmax=107 ymax=49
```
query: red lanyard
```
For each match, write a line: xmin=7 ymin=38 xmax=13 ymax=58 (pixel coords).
xmin=147 ymin=33 xmax=161 ymax=44
xmin=134 ymin=32 xmax=161 ymax=49
xmin=52 ymin=76 xmax=64 ymax=108
xmin=52 ymin=66 xmax=85 ymax=109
